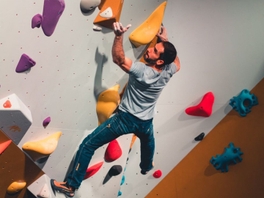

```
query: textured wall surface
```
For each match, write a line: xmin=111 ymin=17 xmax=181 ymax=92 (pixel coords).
xmin=0 ymin=0 xmax=264 ymax=197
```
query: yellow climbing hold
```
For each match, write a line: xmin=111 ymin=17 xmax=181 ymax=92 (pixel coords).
xmin=139 ymin=36 xmax=159 ymax=64
xmin=7 ymin=181 xmax=26 ymax=194
xmin=129 ymin=1 xmax=167 ymax=47
xmin=96 ymin=84 xmax=120 ymax=125
xmin=22 ymin=132 xmax=62 ymax=160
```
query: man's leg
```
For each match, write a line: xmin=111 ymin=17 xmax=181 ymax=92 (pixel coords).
xmin=135 ymin=122 xmax=155 ymax=174
xmin=51 ymin=111 xmax=127 ymax=196
xmin=66 ymin=116 xmax=121 ymax=189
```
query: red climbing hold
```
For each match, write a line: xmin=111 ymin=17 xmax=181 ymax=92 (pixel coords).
xmin=104 ymin=139 xmax=122 ymax=162
xmin=84 ymin=161 xmax=103 ymax=179
xmin=153 ymin=170 xmax=162 ymax=178
xmin=3 ymin=100 xmax=12 ymax=108
xmin=0 ymin=140 xmax=12 ymax=154
xmin=185 ymin=92 xmax=214 ymax=117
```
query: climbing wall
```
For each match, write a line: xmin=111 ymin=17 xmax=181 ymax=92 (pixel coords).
xmin=146 ymin=78 xmax=264 ymax=198
xmin=0 ymin=0 xmax=170 ymax=197
xmin=1 ymin=0 xmax=264 ymax=197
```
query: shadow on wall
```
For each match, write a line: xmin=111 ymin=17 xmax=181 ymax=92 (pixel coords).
xmin=155 ymin=100 xmax=233 ymax=139
xmin=64 ymin=152 xmax=77 ymax=182
xmin=94 ymin=47 xmax=109 ymax=101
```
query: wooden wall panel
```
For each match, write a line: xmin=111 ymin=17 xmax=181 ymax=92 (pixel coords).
xmin=0 ymin=131 xmax=44 ymax=198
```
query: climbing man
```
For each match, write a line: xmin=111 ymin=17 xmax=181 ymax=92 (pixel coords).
xmin=50 ymin=22 xmax=180 ymax=197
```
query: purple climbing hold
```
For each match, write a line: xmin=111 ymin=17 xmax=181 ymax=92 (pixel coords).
xmin=41 ymin=0 xmax=65 ymax=36
xmin=43 ymin=117 xmax=51 ymax=128
xmin=16 ymin=54 xmax=36 ymax=73
xmin=31 ymin=14 xmax=42 ymax=28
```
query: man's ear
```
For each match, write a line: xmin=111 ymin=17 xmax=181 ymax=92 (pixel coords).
xmin=156 ymin=59 xmax=164 ymax=66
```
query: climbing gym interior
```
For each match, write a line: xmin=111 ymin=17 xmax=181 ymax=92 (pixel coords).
xmin=0 ymin=0 xmax=264 ymax=198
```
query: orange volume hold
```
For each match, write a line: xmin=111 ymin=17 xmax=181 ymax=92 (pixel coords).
xmin=93 ymin=0 xmax=124 ymax=29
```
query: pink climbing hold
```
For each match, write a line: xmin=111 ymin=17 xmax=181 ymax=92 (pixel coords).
xmin=0 ymin=140 xmax=12 ymax=154
xmin=43 ymin=117 xmax=51 ymax=128
xmin=16 ymin=54 xmax=36 ymax=73
xmin=185 ymin=92 xmax=215 ymax=117
xmin=104 ymin=139 xmax=122 ymax=162
xmin=153 ymin=170 xmax=162 ymax=178
xmin=84 ymin=161 xmax=103 ymax=179
xmin=3 ymin=100 xmax=12 ymax=108
xmin=41 ymin=0 xmax=65 ymax=36
xmin=31 ymin=14 xmax=42 ymax=28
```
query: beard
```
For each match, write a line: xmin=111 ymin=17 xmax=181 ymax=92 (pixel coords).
xmin=143 ymin=52 xmax=156 ymax=64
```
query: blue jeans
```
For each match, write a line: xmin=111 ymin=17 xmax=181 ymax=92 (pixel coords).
xmin=66 ymin=109 xmax=155 ymax=189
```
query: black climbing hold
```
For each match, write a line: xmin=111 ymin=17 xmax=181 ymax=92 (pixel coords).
xmin=194 ymin=132 xmax=205 ymax=141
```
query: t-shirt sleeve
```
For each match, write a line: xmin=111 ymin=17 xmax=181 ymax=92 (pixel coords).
xmin=170 ymin=62 xmax=177 ymax=75
xmin=128 ymin=62 xmax=146 ymax=78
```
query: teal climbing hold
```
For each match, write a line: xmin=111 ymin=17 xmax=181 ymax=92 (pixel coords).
xmin=120 ymin=175 xmax=125 ymax=185
xmin=210 ymin=142 xmax=243 ymax=172
xmin=229 ymin=89 xmax=258 ymax=117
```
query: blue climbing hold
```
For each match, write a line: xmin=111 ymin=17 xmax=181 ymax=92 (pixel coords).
xmin=120 ymin=175 xmax=125 ymax=185
xmin=210 ymin=142 xmax=243 ymax=172
xmin=229 ymin=89 xmax=258 ymax=117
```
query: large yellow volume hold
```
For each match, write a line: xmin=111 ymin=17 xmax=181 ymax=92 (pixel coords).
xmin=22 ymin=132 xmax=62 ymax=155
xmin=96 ymin=84 xmax=120 ymax=125
xmin=129 ymin=1 xmax=167 ymax=47
xmin=7 ymin=181 xmax=26 ymax=194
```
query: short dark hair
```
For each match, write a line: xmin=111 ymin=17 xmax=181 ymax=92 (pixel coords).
xmin=159 ymin=41 xmax=177 ymax=65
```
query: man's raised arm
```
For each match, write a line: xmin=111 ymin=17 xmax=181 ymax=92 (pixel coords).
xmin=157 ymin=26 xmax=181 ymax=72
xmin=112 ymin=22 xmax=132 ymax=73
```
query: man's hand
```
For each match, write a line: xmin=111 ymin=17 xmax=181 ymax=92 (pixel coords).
xmin=157 ymin=26 xmax=168 ymax=42
xmin=113 ymin=22 xmax=131 ymax=36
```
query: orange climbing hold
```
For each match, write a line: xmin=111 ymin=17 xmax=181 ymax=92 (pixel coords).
xmin=7 ymin=181 xmax=27 ymax=194
xmin=98 ymin=0 xmax=106 ymax=10
xmin=0 ymin=140 xmax=12 ymax=154
xmin=104 ymin=139 xmax=122 ymax=162
xmin=3 ymin=100 xmax=12 ymax=108
xmin=84 ymin=161 xmax=104 ymax=179
xmin=93 ymin=0 xmax=124 ymax=29
xmin=185 ymin=92 xmax=215 ymax=117
xmin=129 ymin=134 xmax=137 ymax=152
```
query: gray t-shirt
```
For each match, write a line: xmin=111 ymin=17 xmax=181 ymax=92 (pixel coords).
xmin=118 ymin=61 xmax=177 ymax=120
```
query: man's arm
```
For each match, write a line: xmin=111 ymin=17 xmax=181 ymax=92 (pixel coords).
xmin=157 ymin=26 xmax=181 ymax=72
xmin=112 ymin=22 xmax=132 ymax=73
xmin=174 ymin=55 xmax=181 ymax=72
